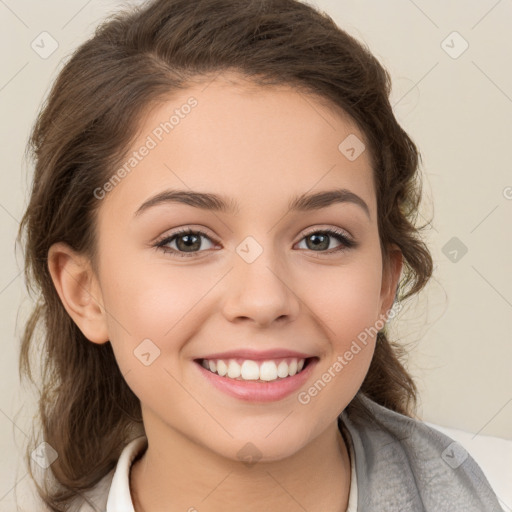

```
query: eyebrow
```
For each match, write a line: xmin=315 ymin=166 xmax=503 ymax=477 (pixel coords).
xmin=134 ymin=187 xmax=371 ymax=219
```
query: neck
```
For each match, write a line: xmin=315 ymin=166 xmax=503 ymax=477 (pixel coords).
xmin=130 ymin=417 xmax=351 ymax=512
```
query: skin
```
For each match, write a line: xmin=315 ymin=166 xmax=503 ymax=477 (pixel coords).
xmin=48 ymin=73 xmax=402 ymax=512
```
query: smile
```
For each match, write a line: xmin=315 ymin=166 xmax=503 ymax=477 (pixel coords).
xmin=199 ymin=357 xmax=309 ymax=382
xmin=194 ymin=356 xmax=319 ymax=402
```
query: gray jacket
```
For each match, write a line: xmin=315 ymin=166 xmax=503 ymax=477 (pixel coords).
xmin=339 ymin=392 xmax=503 ymax=511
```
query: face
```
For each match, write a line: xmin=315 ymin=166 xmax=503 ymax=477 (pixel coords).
xmin=72 ymin=74 xmax=400 ymax=462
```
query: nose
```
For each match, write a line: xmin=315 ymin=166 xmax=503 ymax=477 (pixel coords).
xmin=221 ymin=243 xmax=301 ymax=328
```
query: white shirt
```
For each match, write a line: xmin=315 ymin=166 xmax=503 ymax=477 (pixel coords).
xmin=105 ymin=428 xmax=358 ymax=511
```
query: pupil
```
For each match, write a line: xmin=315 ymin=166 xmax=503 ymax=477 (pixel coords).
xmin=309 ymin=233 xmax=328 ymax=250
xmin=178 ymin=234 xmax=200 ymax=251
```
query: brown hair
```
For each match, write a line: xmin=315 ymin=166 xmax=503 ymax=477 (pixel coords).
xmin=17 ymin=0 xmax=432 ymax=509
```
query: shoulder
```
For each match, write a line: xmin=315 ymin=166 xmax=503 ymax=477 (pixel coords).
xmin=340 ymin=392 xmax=503 ymax=512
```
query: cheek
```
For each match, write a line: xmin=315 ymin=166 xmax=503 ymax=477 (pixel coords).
xmin=297 ymin=260 xmax=383 ymax=415
xmin=101 ymin=242 xmax=208 ymax=332
xmin=308 ymin=256 xmax=384 ymax=341
xmin=99 ymin=251 xmax=231 ymax=395
xmin=99 ymin=259 xmax=204 ymax=409
xmin=303 ymin=251 xmax=383 ymax=395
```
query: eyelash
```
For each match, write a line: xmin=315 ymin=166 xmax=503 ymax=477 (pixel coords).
xmin=154 ymin=227 xmax=356 ymax=259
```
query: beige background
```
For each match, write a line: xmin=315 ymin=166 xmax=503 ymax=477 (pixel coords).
xmin=1 ymin=0 xmax=511 ymax=510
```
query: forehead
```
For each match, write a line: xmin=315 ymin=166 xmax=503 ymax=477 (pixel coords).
xmin=100 ymin=74 xmax=376 ymax=220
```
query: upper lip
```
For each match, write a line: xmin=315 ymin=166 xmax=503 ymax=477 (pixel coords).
xmin=196 ymin=349 xmax=316 ymax=361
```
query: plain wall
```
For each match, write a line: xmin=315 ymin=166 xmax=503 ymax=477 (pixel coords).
xmin=1 ymin=0 xmax=511 ymax=510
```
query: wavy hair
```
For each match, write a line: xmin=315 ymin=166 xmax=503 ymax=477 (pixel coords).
xmin=17 ymin=0 xmax=433 ymax=509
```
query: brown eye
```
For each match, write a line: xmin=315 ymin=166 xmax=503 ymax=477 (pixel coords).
xmin=155 ymin=229 xmax=216 ymax=258
xmin=297 ymin=229 xmax=356 ymax=254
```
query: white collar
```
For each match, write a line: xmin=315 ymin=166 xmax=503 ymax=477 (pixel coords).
xmin=105 ymin=432 xmax=357 ymax=511
xmin=106 ymin=435 xmax=147 ymax=511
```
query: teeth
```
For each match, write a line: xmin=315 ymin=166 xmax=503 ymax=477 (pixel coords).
xmin=241 ymin=360 xmax=260 ymax=380
xmin=217 ymin=359 xmax=228 ymax=376
xmin=200 ymin=357 xmax=307 ymax=382
xmin=277 ymin=361 xmax=289 ymax=378
xmin=260 ymin=361 xmax=278 ymax=381
xmin=227 ymin=360 xmax=241 ymax=378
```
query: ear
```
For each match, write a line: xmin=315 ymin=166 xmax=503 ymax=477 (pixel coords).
xmin=47 ymin=242 xmax=109 ymax=344
xmin=379 ymin=244 xmax=403 ymax=320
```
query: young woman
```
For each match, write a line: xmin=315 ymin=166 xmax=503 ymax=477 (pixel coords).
xmin=18 ymin=0 xmax=502 ymax=510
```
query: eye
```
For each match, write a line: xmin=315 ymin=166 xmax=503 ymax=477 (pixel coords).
xmin=155 ymin=228 xmax=218 ymax=258
xmin=296 ymin=228 xmax=356 ymax=254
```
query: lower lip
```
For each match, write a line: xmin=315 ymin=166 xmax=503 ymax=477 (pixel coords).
xmin=195 ymin=358 xmax=319 ymax=402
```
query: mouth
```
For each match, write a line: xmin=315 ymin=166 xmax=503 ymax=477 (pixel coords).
xmin=194 ymin=356 xmax=316 ymax=383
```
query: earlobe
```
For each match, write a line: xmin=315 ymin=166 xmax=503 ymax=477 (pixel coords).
xmin=47 ymin=242 xmax=109 ymax=344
